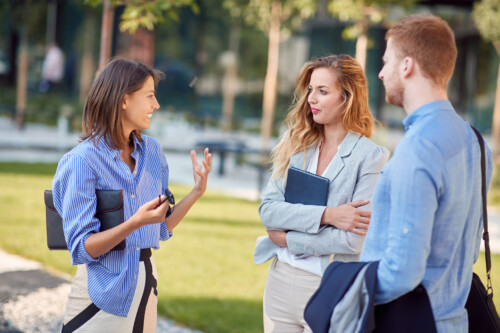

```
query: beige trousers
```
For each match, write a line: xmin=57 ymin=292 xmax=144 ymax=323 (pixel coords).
xmin=62 ymin=254 xmax=157 ymax=333
xmin=263 ymin=258 xmax=322 ymax=333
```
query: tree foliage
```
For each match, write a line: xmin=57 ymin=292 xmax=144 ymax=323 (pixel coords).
xmin=473 ymin=0 xmax=500 ymax=52
xmin=328 ymin=0 xmax=414 ymax=40
xmin=223 ymin=0 xmax=317 ymax=38
xmin=85 ymin=0 xmax=199 ymax=33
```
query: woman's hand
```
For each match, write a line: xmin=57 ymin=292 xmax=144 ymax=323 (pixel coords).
xmin=131 ymin=195 xmax=170 ymax=227
xmin=267 ymin=230 xmax=287 ymax=247
xmin=85 ymin=196 xmax=169 ymax=258
xmin=321 ymin=200 xmax=371 ymax=236
xmin=191 ymin=148 xmax=212 ymax=197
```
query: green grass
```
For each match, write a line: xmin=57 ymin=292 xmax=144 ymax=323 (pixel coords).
xmin=0 ymin=162 xmax=269 ymax=333
xmin=2 ymin=162 xmax=500 ymax=331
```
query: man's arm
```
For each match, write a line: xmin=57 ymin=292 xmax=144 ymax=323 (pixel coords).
xmin=374 ymin=143 xmax=441 ymax=304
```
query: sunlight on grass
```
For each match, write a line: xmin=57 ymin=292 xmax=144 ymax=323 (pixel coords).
xmin=2 ymin=162 xmax=500 ymax=332
xmin=0 ymin=165 xmax=269 ymax=332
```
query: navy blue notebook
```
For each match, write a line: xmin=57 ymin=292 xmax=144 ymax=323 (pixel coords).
xmin=284 ymin=167 xmax=329 ymax=206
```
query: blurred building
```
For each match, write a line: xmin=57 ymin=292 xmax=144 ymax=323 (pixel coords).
xmin=0 ymin=0 xmax=496 ymax=133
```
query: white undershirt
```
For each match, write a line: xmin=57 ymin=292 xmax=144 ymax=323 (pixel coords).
xmin=276 ymin=142 xmax=336 ymax=276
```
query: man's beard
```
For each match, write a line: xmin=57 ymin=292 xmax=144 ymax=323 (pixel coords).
xmin=385 ymin=78 xmax=404 ymax=108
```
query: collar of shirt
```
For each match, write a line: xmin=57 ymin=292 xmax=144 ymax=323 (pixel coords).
xmin=95 ymin=132 xmax=146 ymax=160
xmin=402 ymin=100 xmax=453 ymax=131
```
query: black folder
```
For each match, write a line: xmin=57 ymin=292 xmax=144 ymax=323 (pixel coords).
xmin=44 ymin=189 xmax=125 ymax=251
xmin=284 ymin=167 xmax=330 ymax=206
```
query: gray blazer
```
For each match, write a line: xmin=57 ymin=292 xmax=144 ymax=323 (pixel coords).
xmin=254 ymin=132 xmax=389 ymax=272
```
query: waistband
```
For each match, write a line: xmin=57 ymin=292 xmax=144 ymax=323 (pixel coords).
xmin=140 ymin=248 xmax=152 ymax=261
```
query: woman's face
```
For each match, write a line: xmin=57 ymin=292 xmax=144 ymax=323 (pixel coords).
xmin=121 ymin=76 xmax=160 ymax=135
xmin=307 ymin=67 xmax=344 ymax=127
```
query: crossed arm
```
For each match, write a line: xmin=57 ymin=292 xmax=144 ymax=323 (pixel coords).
xmin=260 ymin=147 xmax=388 ymax=256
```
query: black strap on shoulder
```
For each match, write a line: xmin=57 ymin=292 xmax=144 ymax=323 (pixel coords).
xmin=470 ymin=125 xmax=493 ymax=296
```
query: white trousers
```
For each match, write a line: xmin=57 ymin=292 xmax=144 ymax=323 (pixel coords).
xmin=263 ymin=258 xmax=322 ymax=333
xmin=61 ymin=251 xmax=157 ymax=333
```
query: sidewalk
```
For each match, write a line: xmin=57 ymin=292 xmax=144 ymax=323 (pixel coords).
xmin=0 ymin=115 xmax=271 ymax=201
xmin=0 ymin=249 xmax=203 ymax=333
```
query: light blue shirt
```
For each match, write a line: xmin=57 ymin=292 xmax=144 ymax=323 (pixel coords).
xmin=361 ymin=100 xmax=493 ymax=332
xmin=52 ymin=134 xmax=172 ymax=317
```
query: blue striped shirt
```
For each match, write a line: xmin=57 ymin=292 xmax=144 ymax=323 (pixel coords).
xmin=52 ymin=134 xmax=172 ymax=317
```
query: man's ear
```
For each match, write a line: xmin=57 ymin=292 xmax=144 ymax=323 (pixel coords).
xmin=401 ymin=57 xmax=414 ymax=78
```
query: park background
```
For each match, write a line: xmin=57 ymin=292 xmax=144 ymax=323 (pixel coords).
xmin=1 ymin=0 xmax=500 ymax=332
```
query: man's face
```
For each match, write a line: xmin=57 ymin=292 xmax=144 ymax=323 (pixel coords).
xmin=378 ymin=38 xmax=404 ymax=107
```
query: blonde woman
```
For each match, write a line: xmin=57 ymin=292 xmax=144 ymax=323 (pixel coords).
xmin=254 ymin=54 xmax=389 ymax=332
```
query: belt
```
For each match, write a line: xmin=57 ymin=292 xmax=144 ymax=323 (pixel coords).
xmin=140 ymin=248 xmax=152 ymax=261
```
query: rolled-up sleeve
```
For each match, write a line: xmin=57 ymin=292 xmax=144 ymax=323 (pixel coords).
xmin=52 ymin=153 xmax=100 ymax=265
xmin=159 ymin=149 xmax=173 ymax=241
xmin=375 ymin=142 xmax=441 ymax=304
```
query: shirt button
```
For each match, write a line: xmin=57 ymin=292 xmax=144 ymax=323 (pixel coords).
xmin=403 ymin=228 xmax=409 ymax=234
xmin=136 ymin=247 xmax=140 ymax=251
xmin=131 ymin=194 xmax=135 ymax=198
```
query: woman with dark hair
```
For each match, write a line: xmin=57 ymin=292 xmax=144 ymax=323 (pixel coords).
xmin=52 ymin=58 xmax=211 ymax=332
xmin=254 ymin=54 xmax=389 ymax=332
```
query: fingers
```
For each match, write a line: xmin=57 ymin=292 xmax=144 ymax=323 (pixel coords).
xmin=192 ymin=148 xmax=212 ymax=172
xmin=204 ymin=147 xmax=210 ymax=161
xmin=351 ymin=228 xmax=368 ymax=236
xmin=356 ymin=216 xmax=370 ymax=225
xmin=146 ymin=195 xmax=163 ymax=209
xmin=349 ymin=200 xmax=370 ymax=208
xmin=190 ymin=150 xmax=199 ymax=168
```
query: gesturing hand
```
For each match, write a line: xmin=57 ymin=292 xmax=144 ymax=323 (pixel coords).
xmin=191 ymin=148 xmax=212 ymax=197
xmin=323 ymin=200 xmax=371 ymax=236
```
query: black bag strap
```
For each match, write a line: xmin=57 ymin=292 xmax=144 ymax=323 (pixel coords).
xmin=471 ymin=125 xmax=493 ymax=296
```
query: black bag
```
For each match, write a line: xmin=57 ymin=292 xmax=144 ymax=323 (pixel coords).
xmin=466 ymin=127 xmax=500 ymax=333
xmin=44 ymin=189 xmax=125 ymax=251
xmin=374 ymin=283 xmax=437 ymax=333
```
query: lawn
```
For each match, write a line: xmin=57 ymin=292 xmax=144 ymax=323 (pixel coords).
xmin=0 ymin=162 xmax=269 ymax=333
xmin=1 ymin=162 xmax=500 ymax=333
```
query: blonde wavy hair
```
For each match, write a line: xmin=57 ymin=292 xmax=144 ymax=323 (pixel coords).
xmin=271 ymin=54 xmax=375 ymax=179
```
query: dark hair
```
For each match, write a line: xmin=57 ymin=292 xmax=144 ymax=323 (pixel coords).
xmin=387 ymin=14 xmax=457 ymax=87
xmin=81 ymin=58 xmax=165 ymax=149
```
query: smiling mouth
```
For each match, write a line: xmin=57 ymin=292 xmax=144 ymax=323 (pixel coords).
xmin=147 ymin=114 xmax=152 ymax=119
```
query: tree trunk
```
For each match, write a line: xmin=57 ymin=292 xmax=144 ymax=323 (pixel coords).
xmin=355 ymin=18 xmax=368 ymax=71
xmin=260 ymin=0 xmax=282 ymax=166
xmin=222 ymin=58 xmax=238 ymax=132
xmin=491 ymin=42 xmax=500 ymax=159
xmin=221 ymin=18 xmax=241 ymax=132
xmin=99 ymin=0 xmax=114 ymax=70
xmin=15 ymin=27 xmax=28 ymax=129
xmin=128 ymin=28 xmax=155 ymax=68
xmin=79 ymin=14 xmax=96 ymax=104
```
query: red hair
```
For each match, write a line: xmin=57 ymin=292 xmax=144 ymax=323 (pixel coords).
xmin=387 ymin=14 xmax=457 ymax=87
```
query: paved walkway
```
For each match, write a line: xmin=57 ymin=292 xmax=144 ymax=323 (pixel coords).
xmin=0 ymin=250 xmax=202 ymax=333
xmin=0 ymin=115 xmax=273 ymax=201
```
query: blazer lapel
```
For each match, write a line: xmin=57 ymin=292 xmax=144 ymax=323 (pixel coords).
xmin=322 ymin=132 xmax=361 ymax=182
xmin=289 ymin=145 xmax=316 ymax=170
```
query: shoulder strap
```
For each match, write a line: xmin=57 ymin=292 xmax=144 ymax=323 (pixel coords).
xmin=470 ymin=125 xmax=493 ymax=296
